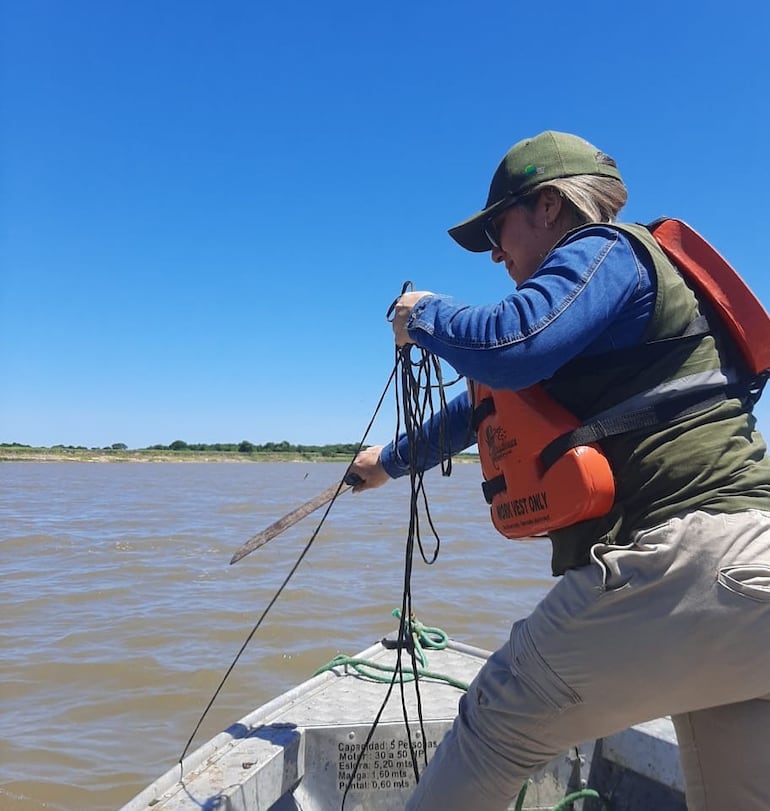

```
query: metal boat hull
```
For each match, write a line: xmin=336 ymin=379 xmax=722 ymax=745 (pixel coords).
xmin=119 ymin=639 xmax=686 ymax=810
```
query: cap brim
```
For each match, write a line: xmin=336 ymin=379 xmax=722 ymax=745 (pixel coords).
xmin=447 ymin=198 xmax=508 ymax=253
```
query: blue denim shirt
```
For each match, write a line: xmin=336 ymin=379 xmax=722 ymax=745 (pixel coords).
xmin=380 ymin=225 xmax=658 ymax=477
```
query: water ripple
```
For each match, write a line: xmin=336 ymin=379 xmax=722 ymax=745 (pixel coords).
xmin=0 ymin=461 xmax=552 ymax=810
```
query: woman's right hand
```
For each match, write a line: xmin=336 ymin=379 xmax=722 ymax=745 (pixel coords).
xmin=392 ymin=291 xmax=432 ymax=347
xmin=346 ymin=445 xmax=390 ymax=492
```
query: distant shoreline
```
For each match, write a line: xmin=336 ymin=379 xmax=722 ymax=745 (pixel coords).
xmin=0 ymin=447 xmax=355 ymax=464
xmin=0 ymin=447 xmax=480 ymax=464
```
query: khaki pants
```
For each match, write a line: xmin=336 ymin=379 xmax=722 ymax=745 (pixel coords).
xmin=406 ymin=510 xmax=770 ymax=811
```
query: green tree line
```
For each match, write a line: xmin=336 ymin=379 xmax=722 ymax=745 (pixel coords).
xmin=1 ymin=441 xmax=365 ymax=456
xmin=147 ymin=440 xmax=364 ymax=456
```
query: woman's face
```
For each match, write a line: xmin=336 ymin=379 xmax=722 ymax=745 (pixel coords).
xmin=490 ymin=189 xmax=566 ymax=285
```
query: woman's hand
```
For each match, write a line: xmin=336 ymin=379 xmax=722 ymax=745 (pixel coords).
xmin=346 ymin=445 xmax=390 ymax=492
xmin=392 ymin=291 xmax=432 ymax=347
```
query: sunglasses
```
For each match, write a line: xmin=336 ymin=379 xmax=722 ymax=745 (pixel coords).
xmin=482 ymin=195 xmax=530 ymax=250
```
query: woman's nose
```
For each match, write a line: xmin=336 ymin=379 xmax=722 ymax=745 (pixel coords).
xmin=491 ymin=247 xmax=505 ymax=264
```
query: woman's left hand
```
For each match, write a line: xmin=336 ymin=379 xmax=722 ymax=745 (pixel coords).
xmin=392 ymin=291 xmax=432 ymax=346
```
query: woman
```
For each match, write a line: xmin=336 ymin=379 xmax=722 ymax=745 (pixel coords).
xmin=348 ymin=131 xmax=770 ymax=810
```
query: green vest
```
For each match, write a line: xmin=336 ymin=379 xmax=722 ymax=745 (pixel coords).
xmin=543 ymin=223 xmax=770 ymax=575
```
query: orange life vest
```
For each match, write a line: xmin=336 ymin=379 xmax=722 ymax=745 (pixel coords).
xmin=473 ymin=218 xmax=770 ymax=541
xmin=471 ymin=381 xmax=616 ymax=539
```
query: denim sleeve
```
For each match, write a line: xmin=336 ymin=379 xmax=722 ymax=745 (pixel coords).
xmin=380 ymin=389 xmax=475 ymax=479
xmin=406 ymin=227 xmax=654 ymax=390
xmin=378 ymin=226 xmax=656 ymax=480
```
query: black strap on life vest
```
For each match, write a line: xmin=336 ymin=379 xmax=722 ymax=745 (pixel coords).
xmin=470 ymin=396 xmax=495 ymax=432
xmin=481 ymin=474 xmax=506 ymax=504
xmin=470 ymin=396 xmax=507 ymax=504
xmin=539 ymin=386 xmax=737 ymax=472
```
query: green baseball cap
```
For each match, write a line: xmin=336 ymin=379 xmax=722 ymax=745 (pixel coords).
xmin=448 ymin=131 xmax=622 ymax=252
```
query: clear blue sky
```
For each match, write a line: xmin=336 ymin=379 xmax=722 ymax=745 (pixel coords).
xmin=2 ymin=1 xmax=769 ymax=449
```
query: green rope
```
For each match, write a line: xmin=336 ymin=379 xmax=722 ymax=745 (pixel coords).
xmin=313 ymin=610 xmax=468 ymax=691
xmin=314 ymin=653 xmax=470 ymax=691
xmin=553 ymin=788 xmax=610 ymax=809
xmin=514 ymin=783 xmax=610 ymax=810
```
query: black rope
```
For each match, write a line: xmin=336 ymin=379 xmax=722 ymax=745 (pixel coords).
xmin=178 ymin=364 xmax=398 ymax=767
xmin=179 ymin=282 xmax=456 ymax=808
xmin=341 ymin=286 xmax=455 ymax=807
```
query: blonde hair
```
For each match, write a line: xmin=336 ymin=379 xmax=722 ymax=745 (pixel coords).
xmin=539 ymin=175 xmax=628 ymax=225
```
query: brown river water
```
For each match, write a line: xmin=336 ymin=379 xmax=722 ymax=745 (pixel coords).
xmin=0 ymin=461 xmax=554 ymax=811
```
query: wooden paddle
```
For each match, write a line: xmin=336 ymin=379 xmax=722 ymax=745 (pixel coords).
xmin=229 ymin=474 xmax=359 ymax=564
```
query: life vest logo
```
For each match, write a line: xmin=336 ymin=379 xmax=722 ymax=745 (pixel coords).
xmin=484 ymin=424 xmax=518 ymax=469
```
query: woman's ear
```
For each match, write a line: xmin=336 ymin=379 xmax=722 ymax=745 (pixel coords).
xmin=538 ymin=187 xmax=564 ymax=228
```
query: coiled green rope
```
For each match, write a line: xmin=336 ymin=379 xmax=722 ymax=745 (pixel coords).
xmin=313 ymin=609 xmax=469 ymax=691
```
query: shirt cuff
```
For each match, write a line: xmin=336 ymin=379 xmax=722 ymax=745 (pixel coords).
xmin=379 ymin=440 xmax=410 ymax=479
xmin=406 ymin=294 xmax=440 ymax=339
